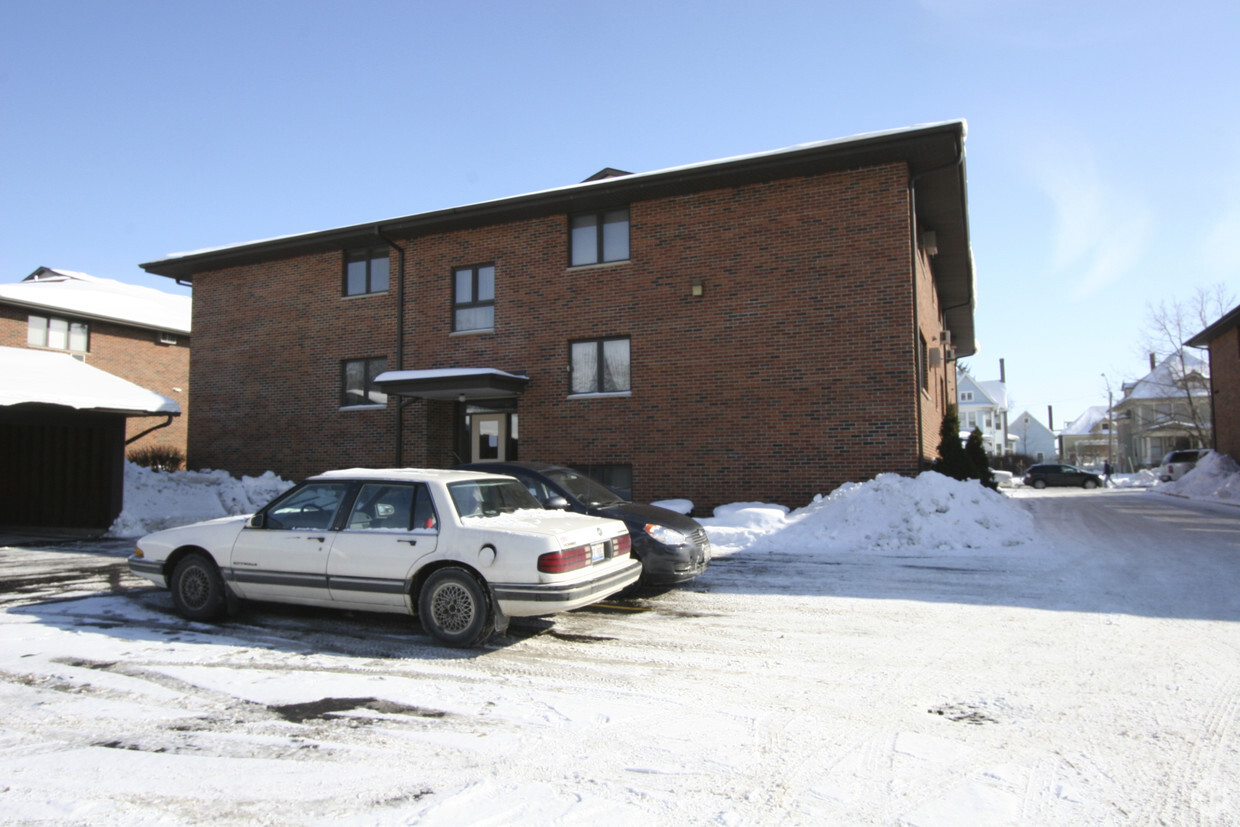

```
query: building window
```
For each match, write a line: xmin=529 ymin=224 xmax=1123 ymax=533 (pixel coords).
xmin=917 ymin=333 xmax=929 ymax=392
xmin=453 ymin=264 xmax=495 ymax=332
xmin=341 ymin=357 xmax=388 ymax=408
xmin=28 ymin=315 xmax=89 ymax=353
xmin=570 ymin=337 xmax=630 ymax=395
xmin=344 ymin=248 xmax=390 ymax=296
xmin=571 ymin=463 xmax=634 ymax=501
xmin=960 ymin=391 xmax=973 ymax=402
xmin=570 ymin=208 xmax=629 ymax=266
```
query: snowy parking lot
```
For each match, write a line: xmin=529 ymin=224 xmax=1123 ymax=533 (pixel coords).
xmin=2 ymin=483 xmax=1239 ymax=825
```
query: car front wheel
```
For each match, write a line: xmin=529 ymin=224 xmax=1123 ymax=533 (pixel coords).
xmin=1083 ymin=479 xmax=1099 ymax=489
xmin=418 ymin=567 xmax=493 ymax=648
xmin=169 ymin=552 xmax=228 ymax=622
xmin=1032 ymin=479 xmax=1047 ymax=489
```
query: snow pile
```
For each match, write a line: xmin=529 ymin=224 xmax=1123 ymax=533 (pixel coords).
xmin=702 ymin=472 xmax=1035 ymax=555
xmin=1111 ymin=469 xmax=1159 ymax=488
xmin=651 ymin=498 xmax=693 ymax=515
xmin=108 ymin=462 xmax=293 ymax=536
xmin=1158 ymin=451 xmax=1240 ymax=502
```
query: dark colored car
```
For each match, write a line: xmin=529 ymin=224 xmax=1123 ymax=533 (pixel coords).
xmin=457 ymin=461 xmax=711 ymax=586
xmin=1023 ymin=463 xmax=1102 ymax=490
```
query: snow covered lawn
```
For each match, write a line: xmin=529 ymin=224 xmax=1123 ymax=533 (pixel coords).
xmin=2 ymin=468 xmax=1239 ymax=824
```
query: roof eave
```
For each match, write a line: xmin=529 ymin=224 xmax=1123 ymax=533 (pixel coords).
xmin=1186 ymin=302 xmax=1240 ymax=348
xmin=141 ymin=121 xmax=972 ymax=276
xmin=0 ymin=296 xmax=191 ymax=336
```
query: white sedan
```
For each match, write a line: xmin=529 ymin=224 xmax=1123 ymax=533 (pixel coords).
xmin=129 ymin=468 xmax=641 ymax=647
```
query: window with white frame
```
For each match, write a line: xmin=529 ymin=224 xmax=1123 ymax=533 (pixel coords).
xmin=28 ymin=315 xmax=89 ymax=353
xmin=570 ymin=337 xmax=630 ymax=395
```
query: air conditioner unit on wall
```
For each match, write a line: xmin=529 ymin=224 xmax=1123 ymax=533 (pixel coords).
xmin=940 ymin=329 xmax=952 ymax=346
xmin=920 ymin=230 xmax=938 ymax=256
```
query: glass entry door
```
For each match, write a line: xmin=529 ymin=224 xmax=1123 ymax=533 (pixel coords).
xmin=470 ymin=412 xmax=514 ymax=461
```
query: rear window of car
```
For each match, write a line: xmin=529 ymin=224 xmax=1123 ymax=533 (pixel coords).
xmin=448 ymin=478 xmax=543 ymax=518
xmin=1168 ymin=451 xmax=1203 ymax=463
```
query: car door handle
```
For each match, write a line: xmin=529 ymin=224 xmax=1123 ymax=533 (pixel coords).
xmin=400 ymin=539 xmax=418 ymax=546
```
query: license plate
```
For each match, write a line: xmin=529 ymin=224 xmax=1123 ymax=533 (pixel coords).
xmin=591 ymin=542 xmax=605 ymax=563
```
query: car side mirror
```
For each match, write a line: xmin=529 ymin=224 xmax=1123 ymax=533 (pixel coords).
xmin=248 ymin=513 xmax=265 ymax=529
xmin=546 ymin=496 xmax=571 ymax=510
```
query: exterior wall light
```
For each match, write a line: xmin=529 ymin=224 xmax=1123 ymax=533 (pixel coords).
xmin=691 ymin=278 xmax=704 ymax=297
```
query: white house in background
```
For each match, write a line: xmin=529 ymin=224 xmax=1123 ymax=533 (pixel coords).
xmin=1112 ymin=352 xmax=1211 ymax=470
xmin=1010 ymin=411 xmax=1057 ymax=462
xmin=956 ymin=370 xmax=1013 ymax=456
xmin=1059 ymin=405 xmax=1112 ymax=468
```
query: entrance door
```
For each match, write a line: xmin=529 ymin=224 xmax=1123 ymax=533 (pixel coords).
xmin=471 ymin=413 xmax=509 ymax=461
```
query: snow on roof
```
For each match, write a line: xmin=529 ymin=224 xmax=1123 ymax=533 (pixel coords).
xmin=957 ymin=371 xmax=1008 ymax=409
xmin=0 ymin=268 xmax=190 ymax=335
xmin=1119 ymin=352 xmax=1209 ymax=402
xmin=0 ymin=346 xmax=179 ymax=415
xmin=977 ymin=380 xmax=1009 ymax=409
xmin=156 ymin=120 xmax=967 ymax=262
xmin=373 ymin=368 xmax=528 ymax=383
xmin=1060 ymin=405 xmax=1109 ymax=436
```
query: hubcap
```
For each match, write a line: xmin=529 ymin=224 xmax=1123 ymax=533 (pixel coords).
xmin=180 ymin=566 xmax=210 ymax=610
xmin=431 ymin=581 xmax=475 ymax=633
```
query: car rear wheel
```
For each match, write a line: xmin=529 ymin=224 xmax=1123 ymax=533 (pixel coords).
xmin=169 ymin=552 xmax=228 ymax=622
xmin=1083 ymin=479 xmax=1099 ymax=489
xmin=1032 ymin=479 xmax=1047 ymax=489
xmin=418 ymin=567 xmax=493 ymax=648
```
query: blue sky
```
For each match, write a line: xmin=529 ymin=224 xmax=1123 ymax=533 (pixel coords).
xmin=3 ymin=0 xmax=1237 ymax=429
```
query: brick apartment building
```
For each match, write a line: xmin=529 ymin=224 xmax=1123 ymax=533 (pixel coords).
xmin=141 ymin=121 xmax=975 ymax=510
xmin=0 ymin=268 xmax=189 ymax=528
xmin=1187 ymin=303 xmax=1240 ymax=463
xmin=0 ymin=268 xmax=190 ymax=455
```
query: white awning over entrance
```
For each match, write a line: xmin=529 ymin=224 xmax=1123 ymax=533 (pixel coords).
xmin=373 ymin=368 xmax=529 ymax=401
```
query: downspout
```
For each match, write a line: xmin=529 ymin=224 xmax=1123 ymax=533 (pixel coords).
xmin=374 ymin=227 xmax=406 ymax=466
xmin=125 ymin=414 xmax=177 ymax=445
xmin=908 ymin=138 xmax=966 ymax=470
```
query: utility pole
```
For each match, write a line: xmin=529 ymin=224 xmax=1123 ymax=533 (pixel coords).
xmin=1101 ymin=373 xmax=1114 ymax=483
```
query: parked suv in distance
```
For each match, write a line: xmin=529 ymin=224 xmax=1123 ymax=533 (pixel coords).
xmin=1159 ymin=449 xmax=1209 ymax=482
xmin=457 ymin=461 xmax=711 ymax=587
xmin=1023 ymin=463 xmax=1103 ymax=489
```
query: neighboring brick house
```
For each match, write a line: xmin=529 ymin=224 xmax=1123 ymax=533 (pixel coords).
xmin=0 ymin=268 xmax=191 ymax=457
xmin=1187 ymin=303 xmax=1240 ymax=463
xmin=141 ymin=122 xmax=975 ymax=510
xmin=956 ymin=370 xmax=1012 ymax=457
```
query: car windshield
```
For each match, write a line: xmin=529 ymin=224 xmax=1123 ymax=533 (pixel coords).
xmin=544 ymin=467 xmax=628 ymax=508
xmin=448 ymin=478 xmax=543 ymax=518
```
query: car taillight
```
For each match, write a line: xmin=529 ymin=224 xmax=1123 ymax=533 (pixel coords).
xmin=538 ymin=545 xmax=590 ymax=574
xmin=612 ymin=534 xmax=631 ymax=558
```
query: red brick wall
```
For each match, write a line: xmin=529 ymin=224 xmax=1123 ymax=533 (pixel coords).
xmin=1207 ymin=326 xmax=1240 ymax=462
xmin=188 ymin=161 xmax=952 ymax=510
xmin=0 ymin=303 xmax=189 ymax=457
